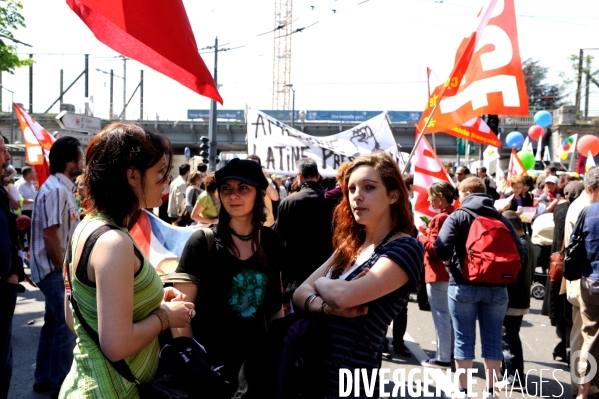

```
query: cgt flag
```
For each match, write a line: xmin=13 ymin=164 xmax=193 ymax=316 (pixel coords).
xmin=411 ymin=132 xmax=453 ymax=229
xmin=426 ymin=68 xmax=502 ymax=148
xmin=67 ymin=0 xmax=222 ymax=104
xmin=14 ymin=103 xmax=55 ymax=186
xmin=417 ymin=0 xmax=528 ymax=134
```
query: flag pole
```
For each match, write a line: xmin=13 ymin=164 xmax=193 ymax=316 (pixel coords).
xmin=568 ymin=152 xmax=575 ymax=172
xmin=402 ymin=101 xmax=441 ymax=174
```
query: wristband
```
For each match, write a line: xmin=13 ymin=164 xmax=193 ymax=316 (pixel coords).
xmin=304 ymin=293 xmax=320 ymax=312
xmin=151 ymin=307 xmax=170 ymax=332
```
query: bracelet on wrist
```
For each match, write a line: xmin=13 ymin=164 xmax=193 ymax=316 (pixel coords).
xmin=304 ymin=293 xmax=320 ymax=312
xmin=319 ymin=301 xmax=330 ymax=315
xmin=151 ymin=307 xmax=170 ymax=332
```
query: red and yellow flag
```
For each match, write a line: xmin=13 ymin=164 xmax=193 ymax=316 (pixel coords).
xmin=425 ymin=68 xmax=502 ymax=148
xmin=417 ymin=0 xmax=528 ymax=134
xmin=14 ymin=103 xmax=55 ymax=186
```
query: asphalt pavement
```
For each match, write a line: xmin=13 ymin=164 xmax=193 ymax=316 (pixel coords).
xmin=8 ymin=268 xmax=573 ymax=398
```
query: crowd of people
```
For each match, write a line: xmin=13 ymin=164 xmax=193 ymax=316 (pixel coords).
xmin=1 ymin=124 xmax=599 ymax=399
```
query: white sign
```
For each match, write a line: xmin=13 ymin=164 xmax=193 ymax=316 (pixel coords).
xmin=246 ymin=107 xmax=399 ymax=177
xmin=55 ymin=132 xmax=95 ymax=146
xmin=55 ymin=111 xmax=102 ymax=133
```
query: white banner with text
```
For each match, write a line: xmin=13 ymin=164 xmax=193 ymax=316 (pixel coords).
xmin=246 ymin=107 xmax=399 ymax=177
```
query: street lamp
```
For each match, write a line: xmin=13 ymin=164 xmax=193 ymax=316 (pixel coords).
xmin=287 ymin=84 xmax=295 ymax=128
xmin=0 ymin=84 xmax=15 ymax=144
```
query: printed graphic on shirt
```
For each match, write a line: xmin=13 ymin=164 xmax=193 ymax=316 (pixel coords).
xmin=228 ymin=269 xmax=268 ymax=318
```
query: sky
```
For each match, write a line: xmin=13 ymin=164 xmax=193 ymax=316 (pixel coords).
xmin=2 ymin=0 xmax=598 ymax=122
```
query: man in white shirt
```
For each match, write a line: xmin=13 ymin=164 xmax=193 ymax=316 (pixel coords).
xmin=167 ymin=163 xmax=190 ymax=225
xmin=30 ymin=136 xmax=83 ymax=397
xmin=15 ymin=165 xmax=37 ymax=243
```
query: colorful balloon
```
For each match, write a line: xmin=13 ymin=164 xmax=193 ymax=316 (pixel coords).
xmin=517 ymin=150 xmax=536 ymax=171
xmin=560 ymin=152 xmax=569 ymax=160
xmin=534 ymin=111 xmax=553 ymax=128
xmin=576 ymin=134 xmax=599 ymax=157
xmin=527 ymin=125 xmax=545 ymax=141
xmin=506 ymin=131 xmax=524 ymax=149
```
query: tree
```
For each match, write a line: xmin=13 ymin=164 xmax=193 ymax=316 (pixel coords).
xmin=560 ymin=53 xmax=599 ymax=117
xmin=522 ymin=58 xmax=565 ymax=111
xmin=0 ymin=0 xmax=33 ymax=74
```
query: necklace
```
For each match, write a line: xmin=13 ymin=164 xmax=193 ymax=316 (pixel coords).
xmin=230 ymin=227 xmax=253 ymax=242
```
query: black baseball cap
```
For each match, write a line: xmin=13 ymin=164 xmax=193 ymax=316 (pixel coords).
xmin=215 ymin=158 xmax=268 ymax=190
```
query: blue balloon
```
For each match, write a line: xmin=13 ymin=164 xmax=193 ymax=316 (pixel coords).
xmin=506 ymin=131 xmax=524 ymax=149
xmin=534 ymin=110 xmax=553 ymax=128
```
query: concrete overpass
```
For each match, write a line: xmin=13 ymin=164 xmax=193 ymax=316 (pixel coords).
xmin=3 ymin=106 xmax=595 ymax=171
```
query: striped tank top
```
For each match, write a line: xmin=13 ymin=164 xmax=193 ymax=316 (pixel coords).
xmin=59 ymin=213 xmax=164 ymax=399
xmin=324 ymin=237 xmax=424 ymax=398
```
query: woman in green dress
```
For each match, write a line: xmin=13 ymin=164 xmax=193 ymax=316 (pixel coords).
xmin=60 ymin=123 xmax=195 ymax=398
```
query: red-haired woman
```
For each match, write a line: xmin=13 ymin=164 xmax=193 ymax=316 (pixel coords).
xmin=293 ymin=152 xmax=424 ymax=398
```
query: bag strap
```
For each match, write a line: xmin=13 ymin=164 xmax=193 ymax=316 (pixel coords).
xmin=574 ymin=205 xmax=591 ymax=238
xmin=459 ymin=208 xmax=479 ymax=219
xmin=66 ymin=224 xmax=141 ymax=385
xmin=201 ymin=227 xmax=215 ymax=253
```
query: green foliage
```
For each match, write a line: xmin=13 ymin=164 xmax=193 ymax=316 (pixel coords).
xmin=522 ymin=58 xmax=565 ymax=111
xmin=0 ymin=0 xmax=33 ymax=74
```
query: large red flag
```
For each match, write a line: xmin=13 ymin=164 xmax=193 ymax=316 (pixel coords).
xmin=412 ymin=132 xmax=454 ymax=229
xmin=417 ymin=0 xmax=528 ymax=133
xmin=14 ymin=103 xmax=55 ymax=186
xmin=67 ymin=0 xmax=222 ymax=104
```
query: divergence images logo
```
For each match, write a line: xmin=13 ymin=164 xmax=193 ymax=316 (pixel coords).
xmin=571 ymin=350 xmax=597 ymax=385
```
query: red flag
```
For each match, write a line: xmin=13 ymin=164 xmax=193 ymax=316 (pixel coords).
xmin=506 ymin=148 xmax=527 ymax=185
xmin=412 ymin=133 xmax=454 ymax=228
xmin=67 ymin=0 xmax=222 ymax=104
xmin=14 ymin=103 xmax=55 ymax=186
xmin=426 ymin=68 xmax=502 ymax=148
xmin=417 ymin=0 xmax=528 ymax=133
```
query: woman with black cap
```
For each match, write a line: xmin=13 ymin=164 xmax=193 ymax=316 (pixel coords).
xmin=172 ymin=158 xmax=285 ymax=395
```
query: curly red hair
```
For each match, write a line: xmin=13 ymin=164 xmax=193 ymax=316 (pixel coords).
xmin=328 ymin=152 xmax=413 ymax=278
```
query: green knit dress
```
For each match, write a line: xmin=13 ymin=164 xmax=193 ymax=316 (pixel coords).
xmin=60 ymin=213 xmax=163 ymax=398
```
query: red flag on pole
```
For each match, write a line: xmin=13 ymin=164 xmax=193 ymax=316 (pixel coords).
xmin=412 ymin=132 xmax=454 ymax=228
xmin=67 ymin=0 xmax=223 ymax=104
xmin=507 ymin=148 xmax=527 ymax=186
xmin=417 ymin=0 xmax=528 ymax=133
xmin=14 ymin=103 xmax=55 ymax=186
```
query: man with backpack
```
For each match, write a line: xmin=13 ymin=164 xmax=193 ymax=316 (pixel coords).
xmin=435 ymin=177 xmax=526 ymax=398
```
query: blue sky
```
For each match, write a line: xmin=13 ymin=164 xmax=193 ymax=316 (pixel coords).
xmin=3 ymin=0 xmax=598 ymax=121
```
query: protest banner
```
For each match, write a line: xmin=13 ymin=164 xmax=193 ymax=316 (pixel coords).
xmin=246 ymin=107 xmax=399 ymax=177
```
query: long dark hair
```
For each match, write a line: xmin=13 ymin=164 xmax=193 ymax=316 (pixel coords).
xmin=328 ymin=152 xmax=413 ymax=278
xmin=84 ymin=123 xmax=172 ymax=227
xmin=217 ymin=185 xmax=268 ymax=264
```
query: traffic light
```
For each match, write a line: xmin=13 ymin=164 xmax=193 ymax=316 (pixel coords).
xmin=199 ymin=136 xmax=209 ymax=164
xmin=456 ymin=138 xmax=475 ymax=155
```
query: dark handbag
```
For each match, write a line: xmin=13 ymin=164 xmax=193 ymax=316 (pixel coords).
xmin=66 ymin=225 xmax=227 ymax=398
xmin=549 ymin=240 xmax=565 ymax=283
xmin=563 ymin=206 xmax=591 ymax=281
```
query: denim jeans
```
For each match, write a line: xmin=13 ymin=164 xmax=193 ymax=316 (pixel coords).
xmin=34 ymin=270 xmax=76 ymax=395
xmin=448 ymin=284 xmax=508 ymax=361
xmin=501 ymin=315 xmax=524 ymax=380
xmin=0 ymin=280 xmax=17 ymax=398
xmin=427 ymin=282 xmax=454 ymax=363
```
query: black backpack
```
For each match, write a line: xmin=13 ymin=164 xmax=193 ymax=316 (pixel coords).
xmin=235 ymin=312 xmax=329 ymax=399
